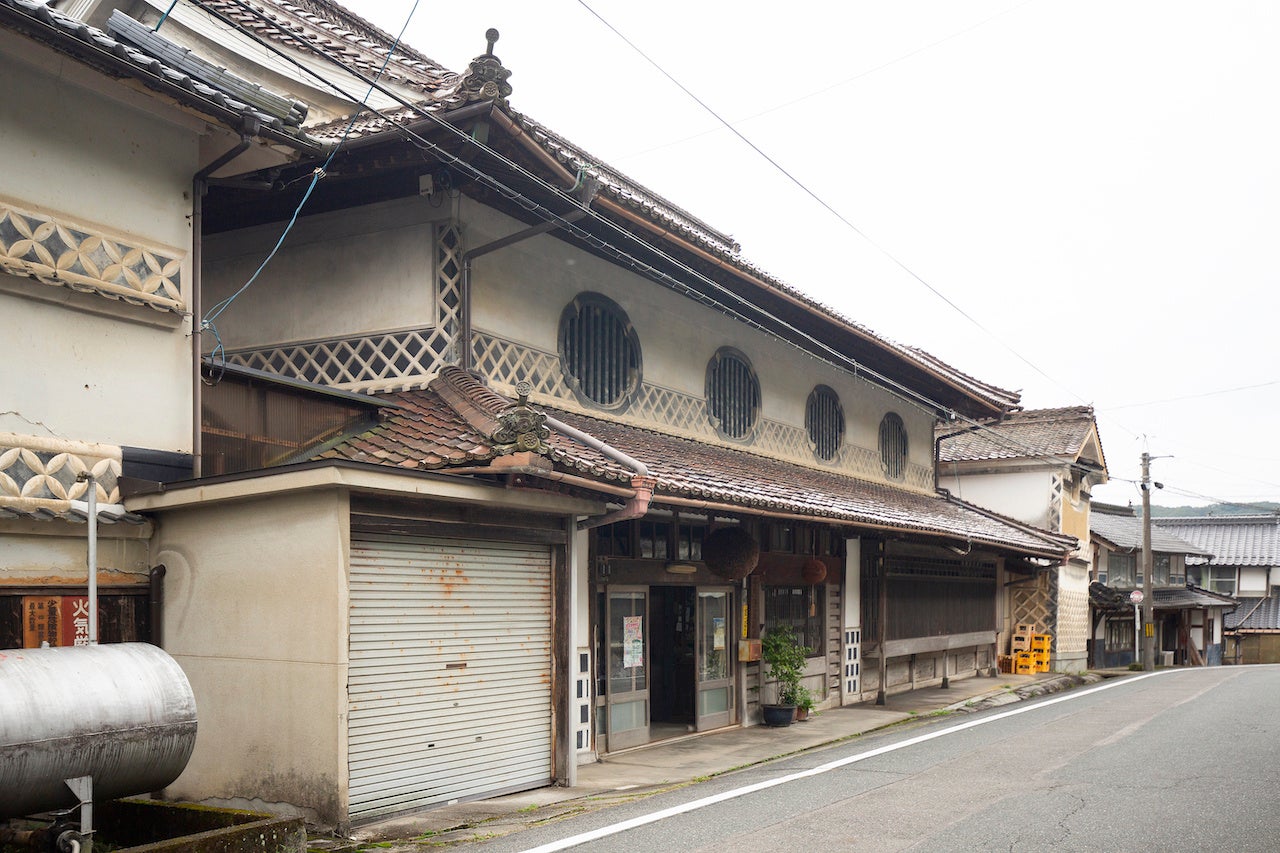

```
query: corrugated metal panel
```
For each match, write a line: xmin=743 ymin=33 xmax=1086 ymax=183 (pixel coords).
xmin=348 ymin=535 xmax=552 ymax=820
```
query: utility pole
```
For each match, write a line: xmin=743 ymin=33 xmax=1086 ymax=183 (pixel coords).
xmin=1140 ymin=452 xmax=1155 ymax=671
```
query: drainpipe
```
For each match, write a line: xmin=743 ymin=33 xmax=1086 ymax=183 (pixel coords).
xmin=149 ymin=565 xmax=167 ymax=648
xmin=459 ymin=182 xmax=598 ymax=370
xmin=191 ymin=129 xmax=256 ymax=478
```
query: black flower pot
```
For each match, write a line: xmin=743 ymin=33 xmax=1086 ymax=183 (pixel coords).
xmin=762 ymin=704 xmax=796 ymax=727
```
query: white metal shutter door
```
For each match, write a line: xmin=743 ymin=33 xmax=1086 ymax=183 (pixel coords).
xmin=348 ymin=535 xmax=552 ymax=819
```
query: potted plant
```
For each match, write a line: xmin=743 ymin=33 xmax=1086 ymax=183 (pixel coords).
xmin=761 ymin=626 xmax=808 ymax=726
xmin=794 ymin=686 xmax=816 ymax=722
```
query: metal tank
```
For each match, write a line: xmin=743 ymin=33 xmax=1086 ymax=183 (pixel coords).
xmin=0 ymin=643 xmax=197 ymax=819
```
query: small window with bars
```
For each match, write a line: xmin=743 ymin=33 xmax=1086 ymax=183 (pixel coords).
xmin=706 ymin=348 xmax=760 ymax=440
xmin=558 ymin=293 xmax=642 ymax=409
xmin=805 ymin=385 xmax=844 ymax=462
xmin=878 ymin=412 xmax=908 ymax=480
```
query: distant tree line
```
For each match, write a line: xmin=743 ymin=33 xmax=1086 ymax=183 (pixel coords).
xmin=1146 ymin=501 xmax=1280 ymax=518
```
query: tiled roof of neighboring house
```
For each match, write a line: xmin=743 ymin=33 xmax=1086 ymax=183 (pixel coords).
xmin=0 ymin=503 xmax=148 ymax=525
xmin=1089 ymin=581 xmax=1236 ymax=613
xmin=937 ymin=406 xmax=1103 ymax=466
xmin=197 ymin=0 xmax=461 ymax=99
xmin=1089 ymin=508 xmax=1212 ymax=556
xmin=208 ymin=0 xmax=1022 ymax=418
xmin=1154 ymin=515 xmax=1280 ymax=567
xmin=0 ymin=0 xmax=324 ymax=153
xmin=318 ymin=368 xmax=1074 ymax=557
xmin=1226 ymin=596 xmax=1280 ymax=632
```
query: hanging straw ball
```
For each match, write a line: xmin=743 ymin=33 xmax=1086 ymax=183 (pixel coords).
xmin=701 ymin=526 xmax=760 ymax=580
xmin=802 ymin=557 xmax=828 ymax=585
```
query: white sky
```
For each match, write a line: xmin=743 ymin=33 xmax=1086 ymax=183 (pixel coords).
xmin=342 ymin=0 xmax=1280 ymax=509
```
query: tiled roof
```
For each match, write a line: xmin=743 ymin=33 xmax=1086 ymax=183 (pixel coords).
xmin=1154 ymin=516 xmax=1280 ymax=567
xmin=1089 ymin=581 xmax=1236 ymax=613
xmin=0 ymin=0 xmax=323 ymax=152
xmin=197 ymin=0 xmax=461 ymax=99
xmin=1089 ymin=509 xmax=1212 ymax=556
xmin=1226 ymin=597 xmax=1280 ymax=632
xmin=215 ymin=0 xmax=1022 ymax=418
xmin=319 ymin=368 xmax=1073 ymax=557
xmin=938 ymin=406 xmax=1102 ymax=465
xmin=0 ymin=503 xmax=148 ymax=526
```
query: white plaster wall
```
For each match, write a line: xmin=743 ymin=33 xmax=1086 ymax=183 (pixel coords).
xmin=939 ymin=470 xmax=1053 ymax=529
xmin=0 ymin=289 xmax=193 ymax=451
xmin=0 ymin=523 xmax=150 ymax=585
xmin=1239 ymin=566 xmax=1269 ymax=595
xmin=0 ymin=44 xmax=198 ymax=452
xmin=1055 ymin=560 xmax=1090 ymax=672
xmin=0 ymin=44 xmax=196 ymax=250
xmin=462 ymin=202 xmax=936 ymax=474
xmin=152 ymin=489 xmax=349 ymax=826
xmin=203 ymin=196 xmax=449 ymax=349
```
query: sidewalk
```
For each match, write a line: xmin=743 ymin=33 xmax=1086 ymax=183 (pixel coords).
xmin=324 ymin=671 xmax=1103 ymax=850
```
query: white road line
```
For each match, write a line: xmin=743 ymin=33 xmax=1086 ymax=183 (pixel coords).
xmin=517 ymin=670 xmax=1174 ymax=853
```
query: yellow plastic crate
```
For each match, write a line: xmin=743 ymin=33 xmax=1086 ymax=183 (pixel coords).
xmin=1031 ymin=634 xmax=1051 ymax=652
xmin=1011 ymin=634 xmax=1032 ymax=651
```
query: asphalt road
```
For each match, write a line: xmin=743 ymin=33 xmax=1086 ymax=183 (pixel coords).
xmin=468 ymin=665 xmax=1280 ymax=852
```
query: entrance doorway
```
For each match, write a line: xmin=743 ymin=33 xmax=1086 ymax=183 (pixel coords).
xmin=650 ymin=586 xmax=696 ymax=738
xmin=599 ymin=583 xmax=737 ymax=752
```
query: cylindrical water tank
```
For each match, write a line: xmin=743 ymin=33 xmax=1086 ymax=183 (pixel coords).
xmin=0 ymin=643 xmax=197 ymax=819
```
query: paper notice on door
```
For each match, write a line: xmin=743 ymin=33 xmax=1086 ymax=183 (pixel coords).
xmin=623 ymin=615 xmax=643 ymax=668
xmin=713 ymin=616 xmax=725 ymax=650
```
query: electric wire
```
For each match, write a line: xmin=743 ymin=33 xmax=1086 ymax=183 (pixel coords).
xmin=200 ymin=0 xmax=422 ymax=335
xmin=189 ymin=0 xmax=1134 ymax=489
xmin=613 ymin=0 xmax=1038 ymax=162
xmin=186 ymin=0 xmax=1163 ymax=490
xmin=574 ymin=0 xmax=1086 ymax=411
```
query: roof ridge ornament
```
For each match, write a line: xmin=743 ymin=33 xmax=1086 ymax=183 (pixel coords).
xmin=492 ymin=381 xmax=550 ymax=455
xmin=460 ymin=27 xmax=512 ymax=107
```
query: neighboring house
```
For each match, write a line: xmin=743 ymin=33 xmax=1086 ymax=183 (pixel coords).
xmin=0 ymin=0 xmax=319 ymax=646
xmin=1154 ymin=514 xmax=1280 ymax=664
xmin=1088 ymin=504 xmax=1234 ymax=667
xmin=17 ymin=0 xmax=1075 ymax=832
xmin=937 ymin=407 xmax=1108 ymax=671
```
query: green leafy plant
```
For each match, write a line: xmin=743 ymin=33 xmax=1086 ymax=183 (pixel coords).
xmin=761 ymin=626 xmax=809 ymax=706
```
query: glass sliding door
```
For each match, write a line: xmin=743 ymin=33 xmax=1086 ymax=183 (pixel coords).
xmin=604 ymin=587 xmax=650 ymax=750
xmin=695 ymin=588 xmax=734 ymax=731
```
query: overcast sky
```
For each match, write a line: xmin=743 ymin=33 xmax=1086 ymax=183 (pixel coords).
xmin=342 ymin=0 xmax=1280 ymax=509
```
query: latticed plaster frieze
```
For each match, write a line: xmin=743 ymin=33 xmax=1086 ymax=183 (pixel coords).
xmin=224 ymin=219 xmax=933 ymax=490
xmin=1010 ymin=570 xmax=1055 ymax=640
xmin=0 ymin=198 xmax=185 ymax=313
xmin=0 ymin=433 xmax=123 ymax=511
xmin=474 ymin=332 xmax=936 ymax=491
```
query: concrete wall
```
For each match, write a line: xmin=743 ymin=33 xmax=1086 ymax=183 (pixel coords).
xmin=152 ymin=489 xmax=350 ymax=826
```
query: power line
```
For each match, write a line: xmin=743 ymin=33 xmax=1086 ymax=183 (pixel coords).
xmin=201 ymin=0 xmax=420 ymax=325
xmin=1105 ymin=378 xmax=1280 ymax=411
xmin=612 ymin=0 xmax=1040 ymax=164
xmin=574 ymin=0 xmax=1087 ymax=411
xmin=188 ymin=0 xmax=1156 ymax=482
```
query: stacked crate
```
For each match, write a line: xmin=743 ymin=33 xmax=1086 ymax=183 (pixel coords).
xmin=1031 ymin=633 xmax=1051 ymax=673
xmin=1011 ymin=623 xmax=1036 ymax=674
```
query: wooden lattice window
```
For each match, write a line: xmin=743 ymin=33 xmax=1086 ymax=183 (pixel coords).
xmin=878 ymin=412 xmax=908 ymax=480
xmin=558 ymin=293 xmax=641 ymax=409
xmin=805 ymin=385 xmax=844 ymax=462
xmin=706 ymin=348 xmax=760 ymax=440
